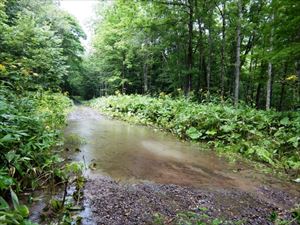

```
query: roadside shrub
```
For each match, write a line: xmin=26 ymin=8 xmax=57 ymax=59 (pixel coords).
xmin=0 ymin=87 xmax=72 ymax=213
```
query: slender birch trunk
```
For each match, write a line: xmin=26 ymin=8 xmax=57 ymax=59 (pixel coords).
xmin=234 ymin=0 xmax=242 ymax=106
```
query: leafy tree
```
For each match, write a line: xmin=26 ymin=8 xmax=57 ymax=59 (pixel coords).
xmin=83 ymin=0 xmax=299 ymax=110
xmin=0 ymin=0 xmax=85 ymax=93
xmin=0 ymin=1 xmax=85 ymax=223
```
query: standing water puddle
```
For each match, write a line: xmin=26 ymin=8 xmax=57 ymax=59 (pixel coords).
xmin=24 ymin=107 xmax=300 ymax=225
xmin=65 ymin=107 xmax=237 ymax=188
xmin=27 ymin=106 xmax=298 ymax=224
xmin=64 ymin=106 xmax=298 ymax=193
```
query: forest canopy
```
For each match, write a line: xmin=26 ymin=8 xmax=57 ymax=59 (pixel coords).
xmin=0 ymin=0 xmax=85 ymax=93
xmin=77 ymin=0 xmax=300 ymax=111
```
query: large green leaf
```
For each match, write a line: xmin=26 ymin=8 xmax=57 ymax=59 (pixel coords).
xmin=280 ymin=117 xmax=289 ymax=126
xmin=186 ymin=127 xmax=202 ymax=140
xmin=0 ymin=134 xmax=15 ymax=143
xmin=10 ymin=189 xmax=19 ymax=210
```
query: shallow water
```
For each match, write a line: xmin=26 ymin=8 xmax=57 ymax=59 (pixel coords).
xmin=29 ymin=106 xmax=300 ymax=224
xmin=64 ymin=106 xmax=257 ymax=190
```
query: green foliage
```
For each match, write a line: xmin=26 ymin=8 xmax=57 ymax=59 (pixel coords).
xmin=0 ymin=89 xmax=72 ymax=188
xmin=0 ymin=189 xmax=37 ymax=225
xmin=0 ymin=0 xmax=85 ymax=93
xmin=175 ymin=211 xmax=225 ymax=225
xmin=81 ymin=0 xmax=300 ymax=111
xmin=0 ymin=0 xmax=83 ymax=224
xmin=270 ymin=205 xmax=300 ymax=225
xmin=0 ymin=87 xmax=72 ymax=223
xmin=153 ymin=209 xmax=239 ymax=225
xmin=90 ymin=95 xmax=300 ymax=172
xmin=186 ymin=127 xmax=202 ymax=140
xmin=42 ymin=161 xmax=84 ymax=225
xmin=1 ymin=14 xmax=66 ymax=90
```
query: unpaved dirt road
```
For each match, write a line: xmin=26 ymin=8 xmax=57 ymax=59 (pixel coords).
xmin=65 ymin=107 xmax=299 ymax=225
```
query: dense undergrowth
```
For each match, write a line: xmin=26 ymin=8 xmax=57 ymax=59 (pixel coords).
xmin=89 ymin=94 xmax=300 ymax=176
xmin=0 ymin=87 xmax=72 ymax=224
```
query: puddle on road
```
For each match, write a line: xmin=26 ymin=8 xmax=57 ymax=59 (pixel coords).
xmin=65 ymin=107 xmax=254 ymax=190
xmin=64 ymin=106 xmax=300 ymax=196
xmin=29 ymin=106 xmax=299 ymax=224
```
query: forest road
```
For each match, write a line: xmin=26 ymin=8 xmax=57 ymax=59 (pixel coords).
xmin=64 ymin=106 xmax=300 ymax=225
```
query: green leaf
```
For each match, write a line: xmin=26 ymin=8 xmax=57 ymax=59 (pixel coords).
xmin=10 ymin=189 xmax=19 ymax=210
xmin=16 ymin=205 xmax=29 ymax=217
xmin=5 ymin=151 xmax=18 ymax=163
xmin=280 ymin=117 xmax=289 ymax=126
xmin=186 ymin=127 xmax=202 ymax=140
xmin=0 ymin=215 xmax=6 ymax=221
xmin=287 ymin=136 xmax=299 ymax=148
xmin=0 ymin=134 xmax=14 ymax=143
xmin=270 ymin=211 xmax=278 ymax=222
xmin=23 ymin=220 xmax=39 ymax=225
xmin=255 ymin=148 xmax=274 ymax=165
xmin=50 ymin=199 xmax=62 ymax=211
xmin=0 ymin=197 xmax=9 ymax=210
xmin=220 ymin=124 xmax=235 ymax=132
xmin=0 ymin=175 xmax=14 ymax=190
xmin=212 ymin=218 xmax=223 ymax=225
xmin=246 ymin=147 xmax=255 ymax=155
xmin=65 ymin=162 xmax=83 ymax=174
xmin=205 ymin=130 xmax=217 ymax=136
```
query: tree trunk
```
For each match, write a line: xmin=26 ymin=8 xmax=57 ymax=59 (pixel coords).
xmin=220 ymin=1 xmax=226 ymax=99
xmin=234 ymin=0 xmax=242 ymax=106
xmin=278 ymin=83 xmax=285 ymax=111
xmin=186 ymin=0 xmax=194 ymax=94
xmin=195 ymin=0 xmax=203 ymax=97
xmin=256 ymin=64 xmax=266 ymax=109
xmin=256 ymin=83 xmax=262 ymax=109
xmin=296 ymin=61 xmax=300 ymax=105
xmin=207 ymin=17 xmax=212 ymax=96
xmin=248 ymin=57 xmax=256 ymax=103
xmin=196 ymin=26 xmax=203 ymax=96
xmin=266 ymin=62 xmax=272 ymax=110
xmin=266 ymin=16 xmax=273 ymax=110
xmin=105 ymin=82 xmax=108 ymax=96
xmin=122 ymin=54 xmax=126 ymax=94
xmin=246 ymin=50 xmax=254 ymax=104
xmin=143 ymin=62 xmax=148 ymax=93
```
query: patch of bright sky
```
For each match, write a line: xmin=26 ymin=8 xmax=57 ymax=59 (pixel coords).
xmin=60 ymin=0 xmax=98 ymax=52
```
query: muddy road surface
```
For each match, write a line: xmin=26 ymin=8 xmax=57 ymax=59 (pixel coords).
xmin=63 ymin=107 xmax=299 ymax=225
